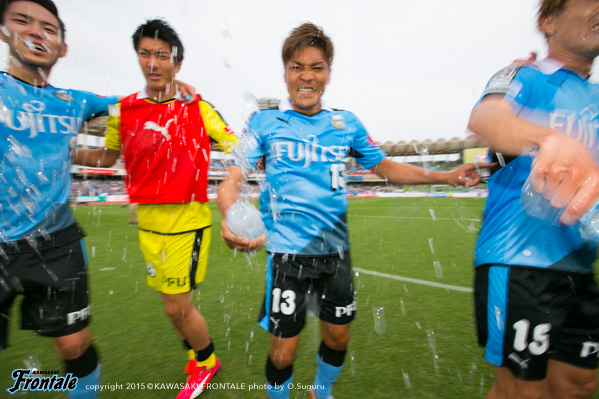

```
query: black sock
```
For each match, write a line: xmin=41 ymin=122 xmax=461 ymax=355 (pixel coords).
xmin=195 ymin=340 xmax=214 ymax=362
xmin=319 ymin=341 xmax=346 ymax=367
xmin=64 ymin=344 xmax=99 ymax=378
xmin=266 ymin=355 xmax=293 ymax=385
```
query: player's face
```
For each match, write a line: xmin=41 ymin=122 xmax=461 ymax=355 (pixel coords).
xmin=0 ymin=1 xmax=66 ymax=71
xmin=543 ymin=0 xmax=599 ymax=60
xmin=137 ymin=37 xmax=181 ymax=94
xmin=284 ymin=46 xmax=331 ymax=116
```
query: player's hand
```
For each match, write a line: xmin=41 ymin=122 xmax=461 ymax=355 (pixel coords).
xmin=446 ymin=163 xmax=496 ymax=187
xmin=530 ymin=134 xmax=599 ymax=225
xmin=175 ymin=80 xmax=197 ymax=104
xmin=220 ymin=219 xmax=266 ymax=252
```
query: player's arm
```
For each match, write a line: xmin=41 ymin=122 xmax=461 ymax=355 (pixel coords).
xmin=468 ymin=94 xmax=555 ymax=155
xmin=216 ymin=165 xmax=265 ymax=251
xmin=74 ymin=147 xmax=120 ymax=167
xmin=370 ymin=159 xmax=488 ymax=187
xmin=468 ymin=94 xmax=599 ymax=225
xmin=200 ymin=101 xmax=238 ymax=152
xmin=74 ymin=105 xmax=122 ymax=168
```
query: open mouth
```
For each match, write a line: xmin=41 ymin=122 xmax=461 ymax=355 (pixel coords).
xmin=23 ymin=38 xmax=46 ymax=53
xmin=298 ymin=86 xmax=315 ymax=94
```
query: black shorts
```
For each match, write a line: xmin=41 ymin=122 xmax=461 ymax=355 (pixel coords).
xmin=475 ymin=264 xmax=599 ymax=380
xmin=0 ymin=224 xmax=92 ymax=351
xmin=258 ymin=252 xmax=356 ymax=338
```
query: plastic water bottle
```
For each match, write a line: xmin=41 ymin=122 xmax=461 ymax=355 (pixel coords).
xmin=521 ymin=176 xmax=599 ymax=241
xmin=578 ymin=206 xmax=599 ymax=242
xmin=226 ymin=201 xmax=266 ymax=240
xmin=520 ymin=176 xmax=563 ymax=225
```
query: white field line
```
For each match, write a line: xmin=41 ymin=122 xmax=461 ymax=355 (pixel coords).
xmin=353 ymin=267 xmax=473 ymax=293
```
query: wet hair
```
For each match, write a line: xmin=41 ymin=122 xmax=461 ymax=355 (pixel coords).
xmin=282 ymin=22 xmax=334 ymax=67
xmin=537 ymin=0 xmax=569 ymax=27
xmin=0 ymin=0 xmax=65 ymax=39
xmin=132 ymin=19 xmax=184 ymax=65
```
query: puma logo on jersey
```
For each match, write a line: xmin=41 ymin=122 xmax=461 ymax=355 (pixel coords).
xmin=144 ymin=119 xmax=174 ymax=140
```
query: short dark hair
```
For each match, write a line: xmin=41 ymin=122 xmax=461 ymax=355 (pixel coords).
xmin=0 ymin=0 xmax=65 ymax=39
xmin=132 ymin=19 xmax=184 ymax=65
xmin=537 ymin=0 xmax=569 ymax=28
xmin=282 ymin=22 xmax=334 ymax=67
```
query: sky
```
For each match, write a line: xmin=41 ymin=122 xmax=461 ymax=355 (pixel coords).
xmin=0 ymin=0 xmax=560 ymax=144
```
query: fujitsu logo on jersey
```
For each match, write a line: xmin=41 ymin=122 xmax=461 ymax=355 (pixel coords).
xmin=273 ymin=134 xmax=349 ymax=168
xmin=550 ymin=104 xmax=599 ymax=150
xmin=0 ymin=100 xmax=83 ymax=138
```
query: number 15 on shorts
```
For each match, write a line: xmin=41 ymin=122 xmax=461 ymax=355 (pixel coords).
xmin=513 ymin=319 xmax=551 ymax=356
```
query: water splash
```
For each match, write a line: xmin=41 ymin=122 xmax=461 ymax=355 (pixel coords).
xmin=23 ymin=354 xmax=41 ymax=372
xmin=433 ymin=260 xmax=443 ymax=278
xmin=429 ymin=208 xmax=436 ymax=221
xmin=426 ymin=328 xmax=440 ymax=377
xmin=373 ymin=305 xmax=386 ymax=335
xmin=402 ymin=369 xmax=412 ymax=390
xmin=428 ymin=238 xmax=435 ymax=254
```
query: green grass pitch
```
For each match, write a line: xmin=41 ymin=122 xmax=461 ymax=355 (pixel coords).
xmin=2 ymin=197 xmax=499 ymax=398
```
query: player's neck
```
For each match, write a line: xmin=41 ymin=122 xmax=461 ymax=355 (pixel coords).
xmin=546 ymin=49 xmax=593 ymax=78
xmin=7 ymin=61 xmax=51 ymax=87
xmin=145 ymin=83 xmax=177 ymax=102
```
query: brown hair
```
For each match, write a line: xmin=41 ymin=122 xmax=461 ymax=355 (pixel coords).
xmin=282 ymin=22 xmax=334 ymax=66
xmin=537 ymin=0 xmax=568 ymax=27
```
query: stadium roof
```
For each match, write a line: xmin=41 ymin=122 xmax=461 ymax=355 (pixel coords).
xmin=82 ymin=98 xmax=488 ymax=156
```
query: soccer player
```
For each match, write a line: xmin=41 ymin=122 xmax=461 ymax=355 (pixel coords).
xmin=217 ymin=22 xmax=486 ymax=399
xmin=0 ymin=0 xmax=118 ymax=397
xmin=74 ymin=19 xmax=237 ymax=399
xmin=468 ymin=1 xmax=599 ymax=398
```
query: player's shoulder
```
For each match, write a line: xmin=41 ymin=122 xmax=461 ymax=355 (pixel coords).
xmin=484 ymin=62 xmax=558 ymax=96
xmin=483 ymin=65 xmax=527 ymax=97
xmin=329 ymin=108 xmax=358 ymax=120
xmin=249 ymin=107 xmax=284 ymax=124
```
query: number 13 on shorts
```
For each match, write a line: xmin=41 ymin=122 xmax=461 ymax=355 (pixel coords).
xmin=272 ymin=288 xmax=297 ymax=315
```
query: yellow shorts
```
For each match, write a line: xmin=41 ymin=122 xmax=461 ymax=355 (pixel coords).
xmin=138 ymin=226 xmax=212 ymax=294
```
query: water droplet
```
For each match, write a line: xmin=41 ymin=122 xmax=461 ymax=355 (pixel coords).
xmin=402 ymin=370 xmax=412 ymax=389
xmin=433 ymin=260 xmax=443 ymax=278
xmin=400 ymin=298 xmax=406 ymax=316
xmin=23 ymin=354 xmax=41 ymax=372
xmin=429 ymin=208 xmax=436 ymax=221
xmin=373 ymin=305 xmax=386 ymax=335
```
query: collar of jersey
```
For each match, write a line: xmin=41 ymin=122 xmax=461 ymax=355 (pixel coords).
xmin=532 ymin=58 xmax=588 ymax=81
xmin=279 ymin=96 xmax=333 ymax=115
xmin=137 ymin=87 xmax=185 ymax=103
xmin=1 ymin=71 xmax=53 ymax=89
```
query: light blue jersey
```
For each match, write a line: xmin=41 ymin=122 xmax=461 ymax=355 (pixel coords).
xmin=475 ymin=60 xmax=599 ymax=272
xmin=0 ymin=72 xmax=118 ymax=242
xmin=243 ymin=98 xmax=385 ymax=255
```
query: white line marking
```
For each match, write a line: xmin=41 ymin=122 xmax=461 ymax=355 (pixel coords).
xmin=354 ymin=267 xmax=473 ymax=293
